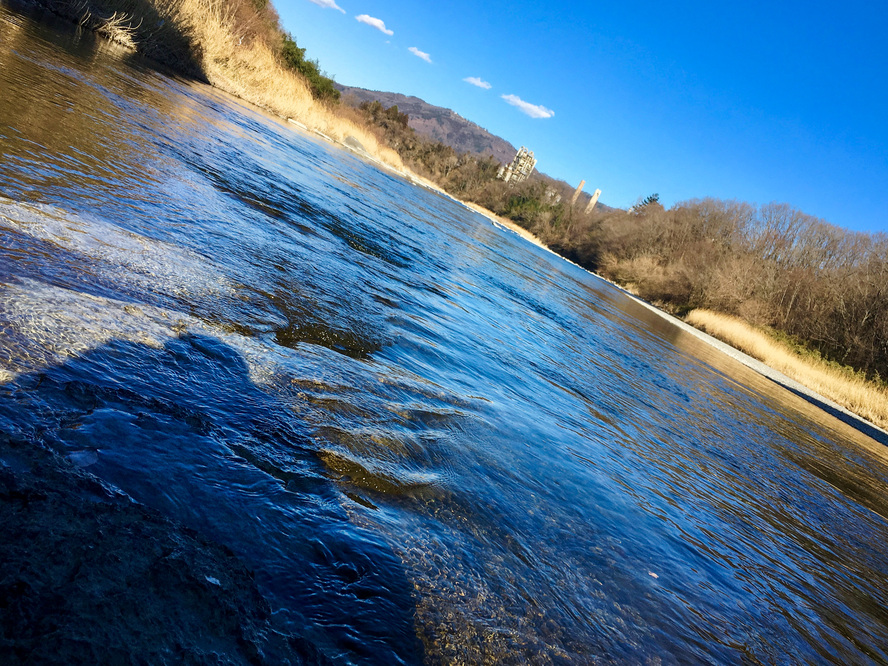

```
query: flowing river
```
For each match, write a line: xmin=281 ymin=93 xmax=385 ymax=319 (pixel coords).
xmin=2 ymin=5 xmax=888 ymax=664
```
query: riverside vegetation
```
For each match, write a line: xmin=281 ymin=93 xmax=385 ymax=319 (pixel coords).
xmin=18 ymin=0 xmax=888 ymax=429
xmin=21 ymin=0 xmax=404 ymax=166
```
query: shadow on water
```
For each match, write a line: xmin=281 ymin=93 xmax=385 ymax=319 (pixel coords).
xmin=0 ymin=429 xmax=331 ymax=664
xmin=12 ymin=0 xmax=206 ymax=79
xmin=0 ymin=332 xmax=425 ymax=665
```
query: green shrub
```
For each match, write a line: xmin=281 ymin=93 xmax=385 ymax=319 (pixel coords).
xmin=280 ymin=33 xmax=340 ymax=103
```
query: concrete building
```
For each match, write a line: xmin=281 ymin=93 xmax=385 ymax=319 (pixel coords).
xmin=570 ymin=180 xmax=586 ymax=207
xmin=497 ymin=146 xmax=537 ymax=184
xmin=584 ymin=189 xmax=602 ymax=214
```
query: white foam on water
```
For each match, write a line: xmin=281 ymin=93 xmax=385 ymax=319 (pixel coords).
xmin=0 ymin=196 xmax=234 ymax=301
xmin=0 ymin=277 xmax=348 ymax=398
xmin=0 ymin=278 xmax=182 ymax=379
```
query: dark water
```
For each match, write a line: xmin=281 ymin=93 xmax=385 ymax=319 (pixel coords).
xmin=2 ymin=5 xmax=888 ymax=663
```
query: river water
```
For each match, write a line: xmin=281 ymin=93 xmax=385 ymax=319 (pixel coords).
xmin=2 ymin=5 xmax=888 ymax=664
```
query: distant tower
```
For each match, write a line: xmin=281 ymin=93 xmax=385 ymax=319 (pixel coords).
xmin=497 ymin=146 xmax=537 ymax=184
xmin=570 ymin=180 xmax=585 ymax=207
xmin=584 ymin=188 xmax=602 ymax=214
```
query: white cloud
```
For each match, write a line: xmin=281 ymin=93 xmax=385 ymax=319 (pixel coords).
xmin=408 ymin=46 xmax=432 ymax=63
xmin=307 ymin=0 xmax=345 ymax=13
xmin=464 ymin=76 xmax=491 ymax=89
xmin=501 ymin=94 xmax=555 ymax=119
xmin=355 ymin=14 xmax=393 ymax=35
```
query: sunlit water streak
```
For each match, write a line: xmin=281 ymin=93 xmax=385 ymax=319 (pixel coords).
xmin=2 ymin=5 xmax=888 ymax=663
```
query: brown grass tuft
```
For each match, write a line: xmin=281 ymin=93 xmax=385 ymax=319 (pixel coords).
xmin=686 ymin=309 xmax=888 ymax=430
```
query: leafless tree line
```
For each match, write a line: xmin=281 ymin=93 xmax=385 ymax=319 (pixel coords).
xmin=594 ymin=199 xmax=888 ymax=380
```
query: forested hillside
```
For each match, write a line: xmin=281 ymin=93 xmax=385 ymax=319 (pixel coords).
xmin=337 ymin=85 xmax=517 ymax=163
xmin=595 ymin=200 xmax=888 ymax=380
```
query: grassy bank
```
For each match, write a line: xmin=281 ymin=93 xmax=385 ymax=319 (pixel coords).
xmin=686 ymin=309 xmax=888 ymax=430
xmin=179 ymin=0 xmax=400 ymax=163
xmin=27 ymin=0 xmax=405 ymax=170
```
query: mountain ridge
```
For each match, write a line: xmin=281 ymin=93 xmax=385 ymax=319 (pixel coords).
xmin=336 ymin=84 xmax=518 ymax=164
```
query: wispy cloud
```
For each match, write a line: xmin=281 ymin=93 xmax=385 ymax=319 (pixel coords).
xmin=464 ymin=76 xmax=491 ymax=89
xmin=355 ymin=14 xmax=393 ymax=35
xmin=408 ymin=46 xmax=432 ymax=63
xmin=307 ymin=0 xmax=345 ymax=13
xmin=501 ymin=94 xmax=555 ymax=119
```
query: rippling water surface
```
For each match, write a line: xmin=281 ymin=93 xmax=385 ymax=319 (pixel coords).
xmin=3 ymin=6 xmax=888 ymax=664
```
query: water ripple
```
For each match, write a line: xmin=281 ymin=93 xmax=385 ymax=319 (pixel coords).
xmin=2 ymin=5 xmax=888 ymax=664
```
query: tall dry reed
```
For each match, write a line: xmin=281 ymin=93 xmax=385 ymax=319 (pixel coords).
xmin=686 ymin=309 xmax=888 ymax=430
xmin=174 ymin=0 xmax=404 ymax=169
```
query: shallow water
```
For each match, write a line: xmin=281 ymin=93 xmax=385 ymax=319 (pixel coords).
xmin=2 ymin=5 xmax=888 ymax=663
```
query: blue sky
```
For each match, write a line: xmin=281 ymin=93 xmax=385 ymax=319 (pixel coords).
xmin=276 ymin=0 xmax=888 ymax=233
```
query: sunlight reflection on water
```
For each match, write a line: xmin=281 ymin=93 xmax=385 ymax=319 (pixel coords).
xmin=2 ymin=5 xmax=888 ymax=664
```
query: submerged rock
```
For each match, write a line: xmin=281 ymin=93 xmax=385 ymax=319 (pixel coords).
xmin=0 ymin=435 xmax=327 ymax=665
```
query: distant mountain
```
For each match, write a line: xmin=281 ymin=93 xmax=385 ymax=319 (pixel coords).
xmin=336 ymin=84 xmax=518 ymax=164
xmin=336 ymin=84 xmax=615 ymax=213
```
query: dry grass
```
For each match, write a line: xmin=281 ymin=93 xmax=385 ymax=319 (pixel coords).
xmin=87 ymin=9 xmax=139 ymax=48
xmin=165 ymin=0 xmax=405 ymax=171
xmin=44 ymin=0 xmax=407 ymax=171
xmin=686 ymin=309 xmax=888 ymax=430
